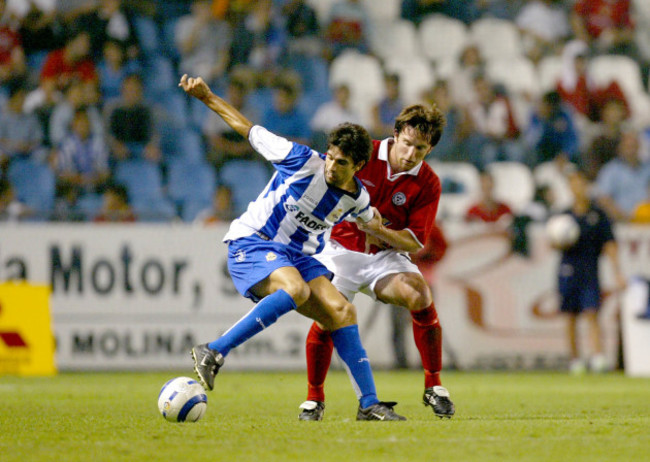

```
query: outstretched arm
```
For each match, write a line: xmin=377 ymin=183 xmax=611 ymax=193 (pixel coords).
xmin=179 ymin=74 xmax=253 ymax=138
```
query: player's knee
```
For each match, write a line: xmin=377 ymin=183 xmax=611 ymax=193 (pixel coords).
xmin=329 ymin=300 xmax=358 ymax=329
xmin=395 ymin=274 xmax=432 ymax=311
xmin=283 ymin=280 xmax=311 ymax=307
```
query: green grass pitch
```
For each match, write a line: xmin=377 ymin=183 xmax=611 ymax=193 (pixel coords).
xmin=1 ymin=370 xmax=649 ymax=462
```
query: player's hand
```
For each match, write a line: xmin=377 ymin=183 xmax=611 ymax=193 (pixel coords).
xmin=356 ymin=207 xmax=382 ymax=234
xmin=179 ymin=74 xmax=210 ymax=101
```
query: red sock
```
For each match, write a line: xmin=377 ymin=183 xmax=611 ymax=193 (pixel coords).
xmin=305 ymin=322 xmax=334 ymax=402
xmin=411 ymin=304 xmax=442 ymax=389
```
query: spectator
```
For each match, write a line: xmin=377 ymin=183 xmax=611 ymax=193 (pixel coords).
xmin=283 ymin=0 xmax=321 ymax=57
xmin=422 ymin=80 xmax=465 ymax=162
xmin=525 ymin=90 xmax=579 ymax=166
xmin=40 ymin=29 xmax=97 ymax=92
xmin=202 ymin=75 xmax=261 ymax=172
xmin=0 ymin=176 xmax=30 ymax=222
xmin=0 ymin=79 xmax=43 ymax=173
xmin=194 ymin=184 xmax=234 ymax=225
xmin=260 ymin=77 xmax=311 ymax=145
xmin=556 ymin=40 xmax=629 ymax=123
xmin=175 ymin=0 xmax=232 ymax=86
xmin=93 ymin=181 xmax=136 ymax=222
xmin=583 ymin=98 xmax=628 ymax=180
xmin=594 ymin=129 xmax=650 ymax=221
xmin=465 ymin=170 xmax=513 ymax=223
xmin=54 ymin=107 xmax=110 ymax=204
xmin=465 ymin=73 xmax=523 ymax=167
xmin=16 ymin=2 xmax=65 ymax=75
xmin=106 ymin=73 xmax=160 ymax=163
xmin=570 ymin=0 xmax=636 ymax=57
xmin=630 ymin=177 xmax=650 ymax=224
xmin=310 ymin=84 xmax=362 ymax=150
xmin=449 ymin=44 xmax=485 ymax=108
xmin=515 ymin=0 xmax=570 ymax=63
xmin=0 ymin=0 xmax=27 ymax=87
xmin=371 ymin=73 xmax=403 ymax=140
xmin=228 ymin=0 xmax=286 ymax=80
xmin=49 ymin=79 xmax=104 ymax=148
xmin=324 ymin=0 xmax=372 ymax=60
xmin=96 ymin=39 xmax=140 ymax=102
xmin=73 ymin=0 xmax=140 ymax=60
xmin=401 ymin=0 xmax=477 ymax=25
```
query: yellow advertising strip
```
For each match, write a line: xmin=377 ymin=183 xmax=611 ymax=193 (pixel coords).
xmin=0 ymin=282 xmax=56 ymax=376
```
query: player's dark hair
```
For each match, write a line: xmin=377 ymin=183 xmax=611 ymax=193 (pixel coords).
xmin=394 ymin=104 xmax=446 ymax=147
xmin=327 ymin=123 xmax=372 ymax=167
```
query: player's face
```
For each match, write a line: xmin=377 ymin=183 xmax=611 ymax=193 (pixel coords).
xmin=390 ymin=126 xmax=432 ymax=173
xmin=324 ymin=146 xmax=363 ymax=191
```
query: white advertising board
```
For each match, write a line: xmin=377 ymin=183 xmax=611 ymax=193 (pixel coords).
xmin=0 ymin=223 xmax=648 ymax=371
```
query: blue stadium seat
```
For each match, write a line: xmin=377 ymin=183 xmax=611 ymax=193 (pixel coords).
xmin=7 ymin=158 xmax=55 ymax=220
xmin=133 ymin=16 xmax=161 ymax=56
xmin=114 ymin=159 xmax=175 ymax=221
xmin=142 ymin=56 xmax=176 ymax=98
xmin=219 ymin=160 xmax=271 ymax=216
xmin=167 ymin=158 xmax=217 ymax=221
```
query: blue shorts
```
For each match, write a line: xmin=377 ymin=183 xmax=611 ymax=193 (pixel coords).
xmin=227 ymin=235 xmax=332 ymax=302
xmin=558 ymin=264 xmax=601 ymax=314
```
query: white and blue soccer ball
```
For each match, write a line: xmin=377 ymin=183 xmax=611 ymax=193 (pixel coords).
xmin=546 ymin=213 xmax=580 ymax=249
xmin=158 ymin=376 xmax=207 ymax=422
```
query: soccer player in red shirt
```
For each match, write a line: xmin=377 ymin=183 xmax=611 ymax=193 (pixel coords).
xmin=297 ymin=104 xmax=455 ymax=420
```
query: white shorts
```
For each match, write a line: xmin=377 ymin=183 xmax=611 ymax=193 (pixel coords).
xmin=314 ymin=240 xmax=421 ymax=301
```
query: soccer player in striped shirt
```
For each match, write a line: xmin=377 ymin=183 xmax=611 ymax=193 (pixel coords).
xmin=297 ymin=104 xmax=455 ymax=421
xmin=179 ymin=74 xmax=405 ymax=421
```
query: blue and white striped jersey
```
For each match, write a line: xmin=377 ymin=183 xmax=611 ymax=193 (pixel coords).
xmin=223 ymin=125 xmax=373 ymax=255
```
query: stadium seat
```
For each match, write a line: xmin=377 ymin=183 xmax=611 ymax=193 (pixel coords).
xmin=362 ymin=0 xmax=401 ymax=22
xmin=588 ymin=54 xmax=650 ymax=124
xmin=533 ymin=161 xmax=574 ymax=212
xmin=329 ymin=50 xmax=384 ymax=124
xmin=142 ymin=56 xmax=176 ymax=99
xmin=114 ymin=159 xmax=175 ymax=221
xmin=486 ymin=57 xmax=540 ymax=130
xmin=486 ymin=161 xmax=535 ymax=214
xmin=370 ymin=19 xmax=420 ymax=62
xmin=383 ymin=55 xmax=436 ymax=104
xmin=7 ymin=158 xmax=55 ymax=220
xmin=428 ymin=160 xmax=481 ymax=220
xmin=536 ymin=55 xmax=563 ymax=92
xmin=167 ymin=158 xmax=217 ymax=221
xmin=133 ymin=16 xmax=161 ymax=56
xmin=417 ymin=14 xmax=468 ymax=64
xmin=219 ymin=160 xmax=271 ymax=216
xmin=469 ymin=18 xmax=523 ymax=61
xmin=305 ymin=0 xmax=337 ymax=26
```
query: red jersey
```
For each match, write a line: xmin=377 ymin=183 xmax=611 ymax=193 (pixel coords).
xmin=465 ymin=202 xmax=512 ymax=223
xmin=0 ymin=25 xmax=21 ymax=65
xmin=40 ymin=49 xmax=97 ymax=86
xmin=331 ymin=138 xmax=441 ymax=254
xmin=573 ymin=0 xmax=632 ymax=39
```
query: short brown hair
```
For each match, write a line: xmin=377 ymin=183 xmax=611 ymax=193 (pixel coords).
xmin=394 ymin=104 xmax=446 ymax=147
xmin=327 ymin=123 xmax=372 ymax=167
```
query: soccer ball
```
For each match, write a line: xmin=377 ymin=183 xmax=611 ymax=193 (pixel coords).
xmin=545 ymin=214 xmax=580 ymax=249
xmin=158 ymin=376 xmax=207 ymax=422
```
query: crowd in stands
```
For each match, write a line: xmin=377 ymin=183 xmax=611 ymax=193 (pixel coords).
xmin=1 ymin=0 xmax=650 ymax=225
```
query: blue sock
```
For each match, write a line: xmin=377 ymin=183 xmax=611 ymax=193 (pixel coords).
xmin=330 ymin=325 xmax=378 ymax=409
xmin=208 ymin=289 xmax=297 ymax=356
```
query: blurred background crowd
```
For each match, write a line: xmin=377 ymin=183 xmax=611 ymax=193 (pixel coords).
xmin=1 ymin=0 xmax=650 ymax=225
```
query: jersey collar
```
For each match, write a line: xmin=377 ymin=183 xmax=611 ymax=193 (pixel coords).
xmin=378 ymin=138 xmax=423 ymax=181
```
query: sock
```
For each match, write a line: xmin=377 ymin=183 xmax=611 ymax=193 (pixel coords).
xmin=411 ymin=304 xmax=443 ymax=389
xmin=208 ymin=289 xmax=296 ymax=356
xmin=330 ymin=324 xmax=378 ymax=409
xmin=305 ymin=322 xmax=334 ymax=402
